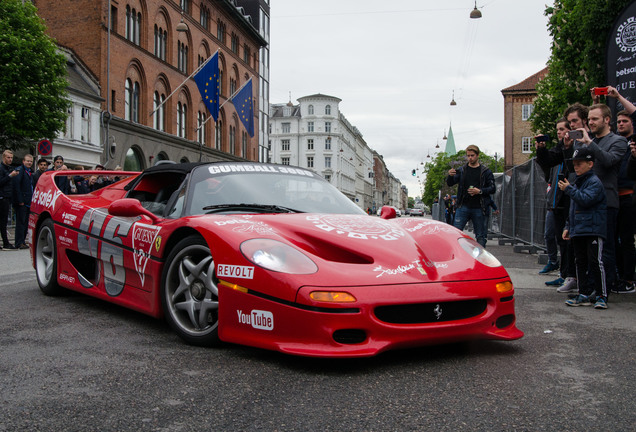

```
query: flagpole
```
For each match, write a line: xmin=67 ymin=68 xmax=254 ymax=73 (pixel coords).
xmin=150 ymin=50 xmax=219 ymax=118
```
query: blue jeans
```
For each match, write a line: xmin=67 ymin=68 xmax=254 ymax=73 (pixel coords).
xmin=454 ymin=206 xmax=487 ymax=247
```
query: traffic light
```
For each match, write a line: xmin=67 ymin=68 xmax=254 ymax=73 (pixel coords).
xmin=411 ymin=169 xmax=416 ymax=176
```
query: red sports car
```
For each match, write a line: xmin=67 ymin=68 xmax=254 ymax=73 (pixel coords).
xmin=29 ymin=162 xmax=522 ymax=357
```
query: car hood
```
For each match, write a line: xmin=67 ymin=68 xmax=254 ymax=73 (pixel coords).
xmin=192 ymin=213 xmax=508 ymax=286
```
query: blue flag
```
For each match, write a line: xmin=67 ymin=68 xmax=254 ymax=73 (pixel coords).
xmin=232 ymin=78 xmax=254 ymax=137
xmin=194 ymin=52 xmax=220 ymax=122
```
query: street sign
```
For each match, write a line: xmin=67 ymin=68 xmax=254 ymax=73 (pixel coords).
xmin=38 ymin=139 xmax=52 ymax=156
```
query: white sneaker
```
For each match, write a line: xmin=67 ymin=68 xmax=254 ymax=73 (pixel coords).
xmin=557 ymin=277 xmax=578 ymax=293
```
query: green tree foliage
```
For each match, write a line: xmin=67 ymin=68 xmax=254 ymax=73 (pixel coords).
xmin=420 ymin=151 xmax=503 ymax=206
xmin=0 ymin=0 xmax=69 ymax=150
xmin=531 ymin=0 xmax=632 ymax=140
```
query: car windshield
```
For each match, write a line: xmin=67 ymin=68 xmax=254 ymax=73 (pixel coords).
xmin=186 ymin=163 xmax=366 ymax=216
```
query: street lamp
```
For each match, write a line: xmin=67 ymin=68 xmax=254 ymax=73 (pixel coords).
xmin=470 ymin=1 xmax=482 ymax=19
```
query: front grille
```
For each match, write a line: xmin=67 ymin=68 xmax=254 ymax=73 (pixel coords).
xmin=374 ymin=299 xmax=487 ymax=324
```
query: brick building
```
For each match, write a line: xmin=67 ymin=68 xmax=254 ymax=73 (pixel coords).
xmin=501 ymin=67 xmax=548 ymax=170
xmin=33 ymin=0 xmax=267 ymax=169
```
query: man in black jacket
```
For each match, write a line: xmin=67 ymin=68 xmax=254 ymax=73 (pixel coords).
xmin=0 ymin=150 xmax=19 ymax=250
xmin=536 ymin=119 xmax=577 ymax=292
xmin=446 ymin=145 xmax=495 ymax=247
xmin=12 ymin=154 xmax=34 ymax=249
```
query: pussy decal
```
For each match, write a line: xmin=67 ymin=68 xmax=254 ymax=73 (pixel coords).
xmin=306 ymin=215 xmax=405 ymax=240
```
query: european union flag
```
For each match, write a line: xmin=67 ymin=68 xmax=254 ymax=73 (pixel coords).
xmin=232 ymin=78 xmax=254 ymax=137
xmin=194 ymin=52 xmax=220 ymax=122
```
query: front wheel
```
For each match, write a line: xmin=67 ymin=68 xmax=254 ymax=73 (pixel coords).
xmin=161 ymin=236 xmax=221 ymax=346
xmin=35 ymin=219 xmax=63 ymax=296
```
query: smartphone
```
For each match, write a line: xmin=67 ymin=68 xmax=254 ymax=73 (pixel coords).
xmin=593 ymin=87 xmax=609 ymax=95
xmin=536 ymin=134 xmax=550 ymax=142
xmin=569 ymin=130 xmax=584 ymax=140
xmin=557 ymin=173 xmax=565 ymax=182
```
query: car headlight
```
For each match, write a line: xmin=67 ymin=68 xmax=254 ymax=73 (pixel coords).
xmin=241 ymin=239 xmax=318 ymax=274
xmin=458 ymin=237 xmax=502 ymax=268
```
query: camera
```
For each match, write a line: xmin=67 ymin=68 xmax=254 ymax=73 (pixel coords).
xmin=569 ymin=130 xmax=584 ymax=140
xmin=536 ymin=134 xmax=550 ymax=142
xmin=593 ymin=87 xmax=609 ymax=95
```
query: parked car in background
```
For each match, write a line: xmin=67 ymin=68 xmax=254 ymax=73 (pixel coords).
xmin=409 ymin=208 xmax=424 ymax=217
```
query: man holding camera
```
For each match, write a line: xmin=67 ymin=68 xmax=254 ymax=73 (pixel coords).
xmin=536 ymin=119 xmax=577 ymax=291
xmin=0 ymin=150 xmax=19 ymax=250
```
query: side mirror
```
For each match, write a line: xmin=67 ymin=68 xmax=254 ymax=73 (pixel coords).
xmin=380 ymin=206 xmax=396 ymax=220
xmin=108 ymin=198 xmax=160 ymax=223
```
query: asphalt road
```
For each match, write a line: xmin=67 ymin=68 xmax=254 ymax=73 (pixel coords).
xmin=0 ymin=231 xmax=634 ymax=431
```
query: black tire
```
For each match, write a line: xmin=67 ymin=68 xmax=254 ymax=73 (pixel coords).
xmin=161 ymin=235 xmax=221 ymax=346
xmin=35 ymin=218 xmax=63 ymax=296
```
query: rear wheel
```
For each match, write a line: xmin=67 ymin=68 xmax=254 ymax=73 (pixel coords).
xmin=161 ymin=236 xmax=221 ymax=346
xmin=35 ymin=219 xmax=63 ymax=296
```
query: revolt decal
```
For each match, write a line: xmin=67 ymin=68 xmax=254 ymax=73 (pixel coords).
xmin=217 ymin=264 xmax=254 ymax=279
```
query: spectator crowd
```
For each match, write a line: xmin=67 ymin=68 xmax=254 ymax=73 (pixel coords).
xmin=0 ymin=151 xmax=120 ymax=251
xmin=444 ymin=86 xmax=636 ymax=310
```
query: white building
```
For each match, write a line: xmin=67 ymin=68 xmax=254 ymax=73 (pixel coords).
xmin=269 ymin=94 xmax=375 ymax=210
xmin=51 ymin=47 xmax=104 ymax=168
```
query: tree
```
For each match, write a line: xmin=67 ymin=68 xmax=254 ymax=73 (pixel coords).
xmin=531 ymin=0 xmax=632 ymax=140
xmin=0 ymin=0 xmax=69 ymax=150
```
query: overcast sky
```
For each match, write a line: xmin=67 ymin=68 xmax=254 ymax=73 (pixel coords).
xmin=268 ymin=0 xmax=552 ymax=196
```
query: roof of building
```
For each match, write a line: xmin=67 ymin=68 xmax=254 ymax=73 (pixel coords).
xmin=501 ymin=67 xmax=549 ymax=93
xmin=270 ymin=103 xmax=301 ymax=118
xmin=297 ymin=93 xmax=342 ymax=102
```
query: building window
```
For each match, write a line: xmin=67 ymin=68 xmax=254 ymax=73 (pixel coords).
xmin=200 ymin=5 xmax=209 ymax=30
xmin=282 ymin=122 xmax=290 ymax=133
xmin=124 ymin=146 xmax=144 ymax=171
xmin=308 ymin=105 xmax=314 ymax=115
xmin=281 ymin=157 xmax=290 ymax=165
xmin=522 ymin=104 xmax=533 ymax=121
xmin=242 ymin=131 xmax=247 ymax=157
xmin=217 ymin=20 xmax=225 ymax=43
xmin=230 ymin=77 xmax=236 ymax=95
xmin=110 ymin=6 xmax=118 ymax=32
xmin=178 ymin=41 xmax=189 ymax=73
xmin=154 ymin=25 xmax=167 ymax=60
xmin=281 ymin=139 xmax=290 ymax=151
xmin=180 ymin=0 xmax=189 ymax=14
xmin=325 ymin=122 xmax=331 ymax=133
xmin=521 ymin=137 xmax=533 ymax=153
xmin=231 ymin=33 xmax=239 ymax=54
xmin=243 ymin=44 xmax=250 ymax=65
xmin=325 ymin=105 xmax=331 ymax=115
xmin=307 ymin=121 xmax=314 ymax=132
xmin=229 ymin=125 xmax=236 ymax=154
xmin=66 ymin=106 xmax=74 ymax=139
xmin=324 ymin=174 xmax=331 ymax=182
xmin=325 ymin=156 xmax=331 ymax=168
xmin=80 ymin=106 xmax=91 ymax=142
xmin=307 ymin=139 xmax=314 ymax=150
xmin=307 ymin=156 xmax=314 ymax=168
xmin=125 ymin=6 xmax=141 ymax=45
xmin=177 ymin=102 xmax=187 ymax=138
xmin=153 ymin=92 xmax=165 ymax=131
xmin=125 ymin=78 xmax=139 ymax=123
xmin=325 ymin=137 xmax=331 ymax=150
xmin=197 ymin=111 xmax=206 ymax=144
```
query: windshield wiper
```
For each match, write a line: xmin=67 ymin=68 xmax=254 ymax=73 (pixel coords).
xmin=202 ymin=203 xmax=303 ymax=214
